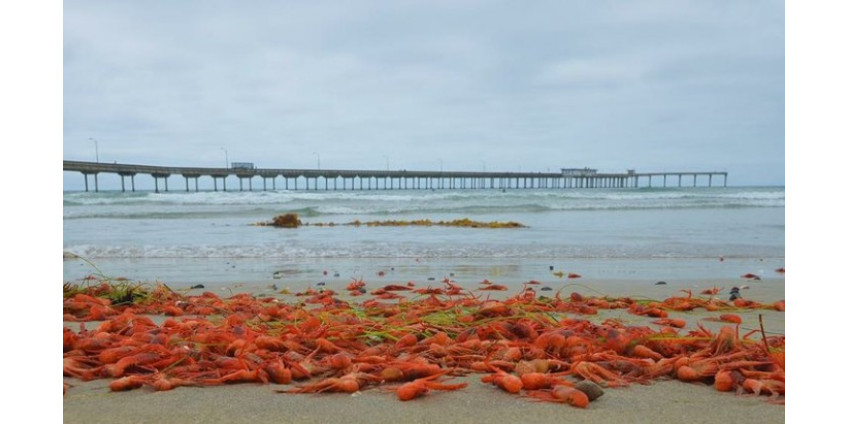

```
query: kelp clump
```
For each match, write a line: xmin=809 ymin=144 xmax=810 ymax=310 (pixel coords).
xmin=311 ymin=218 xmax=527 ymax=228
xmin=255 ymin=213 xmax=302 ymax=228
xmin=255 ymin=214 xmax=526 ymax=229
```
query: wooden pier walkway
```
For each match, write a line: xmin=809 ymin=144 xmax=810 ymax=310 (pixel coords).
xmin=63 ymin=160 xmax=728 ymax=192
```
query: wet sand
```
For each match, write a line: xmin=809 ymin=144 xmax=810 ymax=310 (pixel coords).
xmin=62 ymin=277 xmax=785 ymax=423
xmin=63 ymin=375 xmax=782 ymax=424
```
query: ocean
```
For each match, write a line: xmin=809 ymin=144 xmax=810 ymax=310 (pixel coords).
xmin=63 ymin=186 xmax=785 ymax=289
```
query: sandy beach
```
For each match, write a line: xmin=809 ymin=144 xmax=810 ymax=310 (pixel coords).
xmin=63 ymin=276 xmax=785 ymax=424
xmin=63 ymin=374 xmax=782 ymax=424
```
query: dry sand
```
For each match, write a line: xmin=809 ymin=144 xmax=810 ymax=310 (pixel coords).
xmin=63 ymin=277 xmax=785 ymax=423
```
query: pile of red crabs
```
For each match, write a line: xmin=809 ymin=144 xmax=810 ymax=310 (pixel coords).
xmin=63 ymin=276 xmax=785 ymax=408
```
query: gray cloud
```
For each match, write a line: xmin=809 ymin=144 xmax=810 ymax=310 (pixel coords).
xmin=63 ymin=0 xmax=784 ymax=188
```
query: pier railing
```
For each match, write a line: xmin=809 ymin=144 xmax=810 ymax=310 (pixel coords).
xmin=63 ymin=160 xmax=728 ymax=192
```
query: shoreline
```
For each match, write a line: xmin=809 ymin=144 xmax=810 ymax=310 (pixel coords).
xmin=63 ymin=254 xmax=786 ymax=294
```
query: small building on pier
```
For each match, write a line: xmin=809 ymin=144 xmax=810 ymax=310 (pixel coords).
xmin=561 ymin=168 xmax=598 ymax=176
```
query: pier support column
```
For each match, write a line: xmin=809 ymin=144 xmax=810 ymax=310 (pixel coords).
xmin=83 ymin=173 xmax=100 ymax=192
xmin=118 ymin=172 xmax=136 ymax=192
xmin=181 ymin=175 xmax=201 ymax=192
xmin=152 ymin=173 xmax=170 ymax=193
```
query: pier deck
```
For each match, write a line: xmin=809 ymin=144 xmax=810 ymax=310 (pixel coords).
xmin=63 ymin=160 xmax=728 ymax=192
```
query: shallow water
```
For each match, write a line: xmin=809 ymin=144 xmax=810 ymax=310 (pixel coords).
xmin=63 ymin=186 xmax=784 ymax=286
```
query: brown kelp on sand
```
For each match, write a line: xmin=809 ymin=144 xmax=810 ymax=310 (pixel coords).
xmin=253 ymin=214 xmax=526 ymax=229
xmin=63 ymin=278 xmax=784 ymax=406
xmin=253 ymin=213 xmax=303 ymax=228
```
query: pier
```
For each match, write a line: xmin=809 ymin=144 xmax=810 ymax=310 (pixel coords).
xmin=63 ymin=161 xmax=728 ymax=193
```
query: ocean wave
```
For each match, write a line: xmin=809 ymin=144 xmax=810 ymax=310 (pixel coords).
xmin=63 ymin=187 xmax=784 ymax=219
xmin=63 ymin=201 xmax=784 ymax=220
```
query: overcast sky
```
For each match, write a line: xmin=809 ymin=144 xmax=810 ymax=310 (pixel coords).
xmin=62 ymin=0 xmax=784 ymax=188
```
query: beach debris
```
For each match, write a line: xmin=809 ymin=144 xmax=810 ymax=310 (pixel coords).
xmin=552 ymin=271 xmax=565 ymax=278
xmin=297 ymin=218 xmax=527 ymax=229
xmin=189 ymin=284 xmax=205 ymax=290
xmin=574 ymin=381 xmax=605 ymax=401
xmin=540 ymin=286 xmax=552 ymax=291
xmin=741 ymin=273 xmax=761 ymax=280
xmin=254 ymin=213 xmax=302 ymax=228
xmin=655 ymin=281 xmax=667 ymax=285
xmin=729 ymin=287 xmax=742 ymax=301
xmin=775 ymin=267 xmax=785 ymax=274
xmin=567 ymin=273 xmax=581 ymax=279
xmin=63 ymin=278 xmax=785 ymax=406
